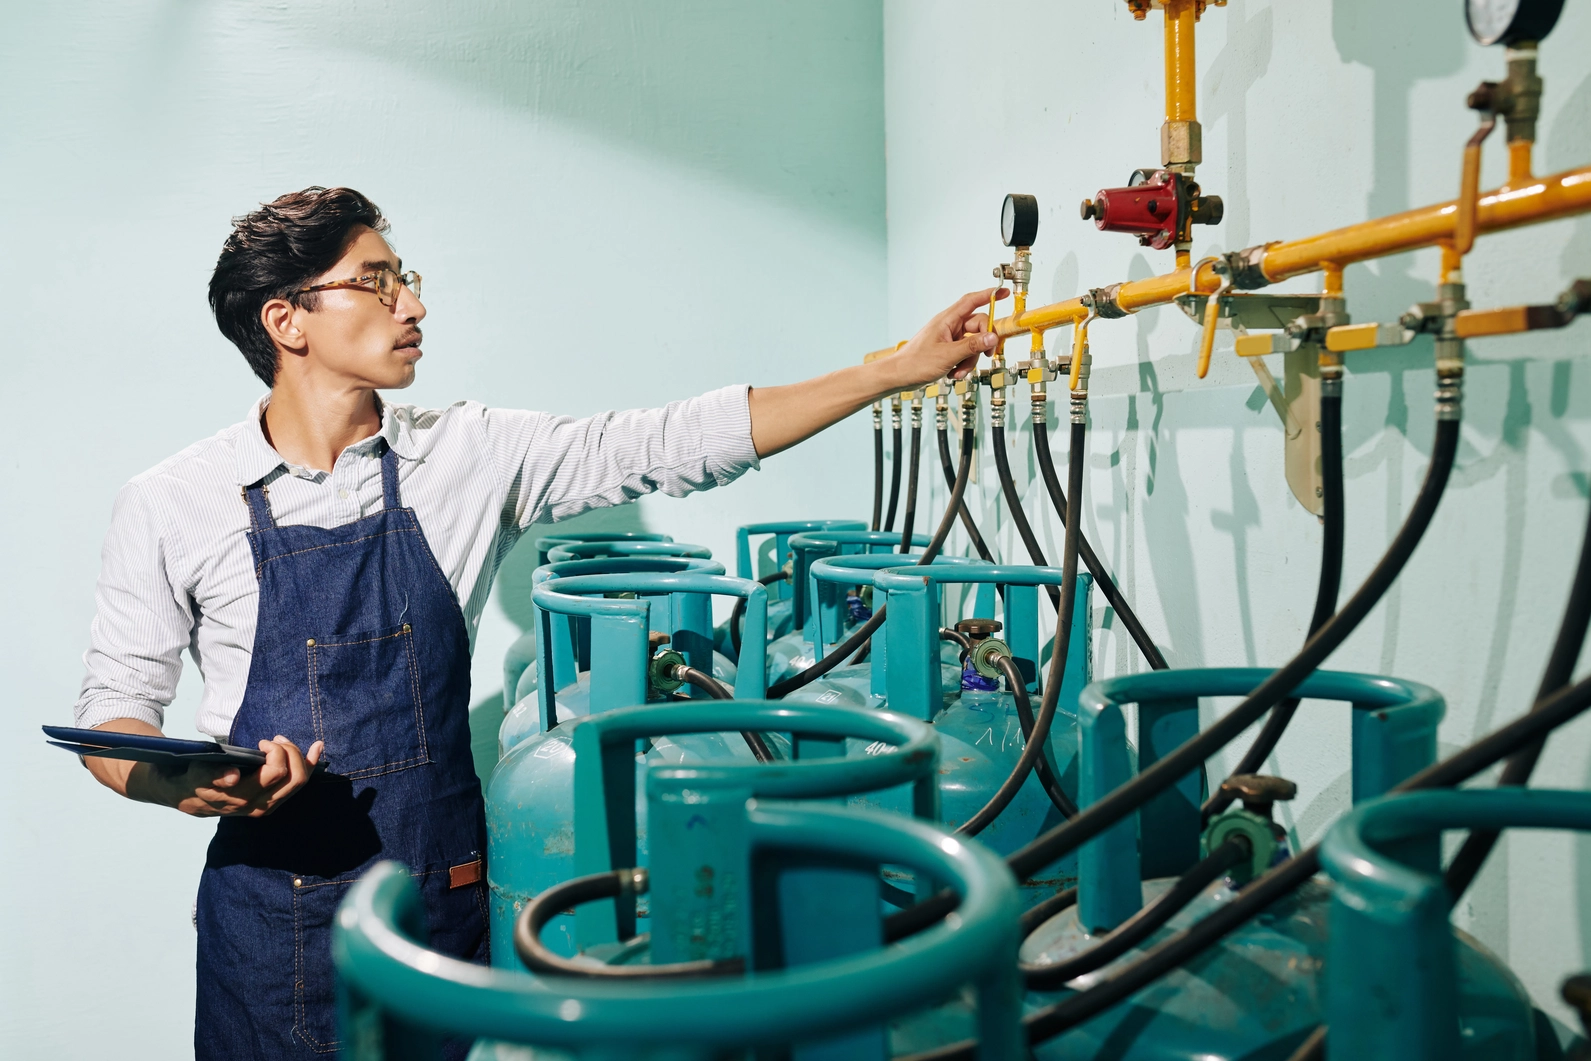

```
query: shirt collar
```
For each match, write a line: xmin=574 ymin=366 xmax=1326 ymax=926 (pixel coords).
xmin=233 ymin=393 xmax=414 ymax=487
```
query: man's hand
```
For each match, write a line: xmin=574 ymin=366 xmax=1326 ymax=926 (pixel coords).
xmin=747 ymin=287 xmax=1008 ymax=458
xmin=878 ymin=286 xmax=1010 ymax=390
xmin=85 ymin=719 xmax=324 ymax=818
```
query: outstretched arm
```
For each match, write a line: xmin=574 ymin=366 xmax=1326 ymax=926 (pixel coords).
xmin=747 ymin=287 xmax=1005 ymax=458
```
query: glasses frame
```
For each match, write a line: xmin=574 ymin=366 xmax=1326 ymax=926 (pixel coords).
xmin=297 ymin=268 xmax=422 ymax=308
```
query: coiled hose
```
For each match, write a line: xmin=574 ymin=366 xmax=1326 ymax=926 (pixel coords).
xmin=671 ymin=664 xmax=775 ymax=763
xmin=884 ymin=419 xmax=903 ymax=532
xmin=1203 ymin=381 xmax=1345 ymax=817
xmin=906 ymin=644 xmax=1591 ymax=1058
xmin=937 ymin=423 xmax=998 ymax=565
xmin=885 ymin=418 xmax=1461 ymax=947
xmin=990 ymin=421 xmax=1062 ymax=612
xmin=871 ymin=415 xmax=884 ymax=531
xmin=765 ymin=419 xmax=977 ymax=700
xmin=955 ymin=419 xmax=1085 ymax=836
xmin=1032 ymin=415 xmax=1168 ymax=671
xmin=899 ymin=419 xmax=922 ymax=552
xmin=727 ymin=569 xmax=789 ymax=659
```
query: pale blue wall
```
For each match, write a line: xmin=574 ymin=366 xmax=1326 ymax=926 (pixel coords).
xmin=886 ymin=0 xmax=1591 ymax=1033
xmin=0 ymin=2 xmax=882 ymax=1054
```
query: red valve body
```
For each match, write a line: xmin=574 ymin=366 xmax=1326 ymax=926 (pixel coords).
xmin=1088 ymin=170 xmax=1182 ymax=250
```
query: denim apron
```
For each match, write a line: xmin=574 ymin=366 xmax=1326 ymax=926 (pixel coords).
xmin=195 ymin=443 xmax=487 ymax=1059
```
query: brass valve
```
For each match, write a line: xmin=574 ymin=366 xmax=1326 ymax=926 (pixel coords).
xmin=1202 ymin=773 xmax=1296 ymax=883
xmin=647 ymin=632 xmax=687 ymax=696
xmin=955 ymin=618 xmax=1003 ymax=639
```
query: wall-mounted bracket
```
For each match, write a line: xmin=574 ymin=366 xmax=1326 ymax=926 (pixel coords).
xmin=1178 ymin=292 xmax=1329 ymax=515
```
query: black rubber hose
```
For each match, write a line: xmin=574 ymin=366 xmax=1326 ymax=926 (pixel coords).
xmin=1020 ymin=887 xmax=1078 ymax=937
xmin=899 ymin=420 xmax=922 ymax=552
xmin=1021 ymin=834 xmax=1250 ymax=990
xmin=892 ymin=419 xmax=1461 ymax=934
xmin=1002 ymin=419 xmax=1459 ymax=883
xmin=998 ymin=653 xmax=1078 ymax=821
xmin=938 ymin=424 xmax=998 ymax=565
xmin=1444 ymin=484 xmax=1591 ymax=899
xmin=872 ymin=416 xmax=884 ymax=532
xmin=884 ymin=421 xmax=903 ymax=532
xmin=766 ymin=421 xmax=977 ymax=699
xmin=902 ymin=662 xmax=1591 ymax=1060
xmin=1033 ymin=415 xmax=1168 ymax=671
xmin=991 ymin=422 xmax=1062 ymax=611
xmin=513 ymin=869 xmax=743 ymax=980
xmin=728 ymin=570 xmax=789 ymax=658
xmin=675 ymin=665 xmax=775 ymax=763
xmin=956 ymin=421 xmax=1085 ymax=837
xmin=1204 ymin=386 xmax=1345 ymax=816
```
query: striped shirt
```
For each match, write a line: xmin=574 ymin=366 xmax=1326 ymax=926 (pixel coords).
xmin=74 ymin=386 xmax=760 ymax=740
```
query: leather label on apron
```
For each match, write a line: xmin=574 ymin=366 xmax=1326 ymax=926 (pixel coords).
xmin=449 ymin=859 xmax=483 ymax=889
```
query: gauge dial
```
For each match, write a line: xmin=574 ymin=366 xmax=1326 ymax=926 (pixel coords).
xmin=1000 ymin=193 xmax=1039 ymax=248
xmin=1466 ymin=0 xmax=1564 ymax=45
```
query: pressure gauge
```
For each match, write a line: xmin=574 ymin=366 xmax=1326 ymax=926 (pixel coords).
xmin=1000 ymin=193 xmax=1039 ymax=248
xmin=1465 ymin=0 xmax=1564 ymax=45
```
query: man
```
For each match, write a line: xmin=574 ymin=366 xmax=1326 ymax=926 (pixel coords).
xmin=73 ymin=186 xmax=1001 ymax=1058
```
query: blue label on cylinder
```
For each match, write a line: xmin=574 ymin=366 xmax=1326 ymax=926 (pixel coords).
xmin=845 ymin=593 xmax=872 ymax=624
xmin=961 ymin=660 xmax=999 ymax=692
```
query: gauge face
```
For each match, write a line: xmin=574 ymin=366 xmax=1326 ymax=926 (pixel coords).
xmin=1001 ymin=193 xmax=1039 ymax=248
xmin=1466 ymin=0 xmax=1564 ymax=45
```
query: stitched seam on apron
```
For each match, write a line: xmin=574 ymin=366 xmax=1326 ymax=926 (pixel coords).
xmin=255 ymin=527 xmax=415 ymax=579
xmin=403 ymin=626 xmax=431 ymax=766
xmin=292 ymin=880 xmax=339 ymax=1053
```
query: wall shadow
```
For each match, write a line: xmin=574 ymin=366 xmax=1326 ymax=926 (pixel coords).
xmin=277 ymin=0 xmax=885 ymax=237
xmin=493 ymin=503 xmax=655 ymax=633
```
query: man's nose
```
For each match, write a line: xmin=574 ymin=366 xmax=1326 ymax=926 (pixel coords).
xmin=395 ymin=283 xmax=425 ymax=323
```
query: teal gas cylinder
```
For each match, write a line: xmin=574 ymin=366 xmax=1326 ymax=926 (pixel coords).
xmin=716 ymin=519 xmax=868 ymax=658
xmin=765 ymin=541 xmax=960 ymax=689
xmin=1319 ymin=788 xmax=1584 ymax=1060
xmin=993 ymin=667 xmax=1516 ymax=1061
xmin=499 ymin=533 xmax=676 ymax=722
xmin=544 ymin=539 xmax=713 ymax=564
xmin=337 ymin=775 xmax=1023 ymax=1059
xmin=464 ymin=699 xmax=1024 ymax=1060
xmin=498 ymin=555 xmax=727 ymax=758
xmin=486 ymin=570 xmax=775 ymax=959
xmin=532 ymin=531 xmax=673 ymax=568
xmin=845 ymin=564 xmax=1090 ymax=903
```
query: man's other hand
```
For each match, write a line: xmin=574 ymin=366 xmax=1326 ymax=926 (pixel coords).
xmin=85 ymin=719 xmax=324 ymax=818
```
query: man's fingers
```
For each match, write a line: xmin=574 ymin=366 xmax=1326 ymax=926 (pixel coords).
xmin=306 ymin=740 xmax=325 ymax=765
xmin=257 ymin=738 xmax=290 ymax=789
xmin=962 ymin=312 xmax=991 ymax=335
xmin=939 ymin=287 xmax=1008 ymax=328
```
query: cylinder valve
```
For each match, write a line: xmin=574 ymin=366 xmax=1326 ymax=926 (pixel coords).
xmin=1080 ymin=168 xmax=1223 ymax=250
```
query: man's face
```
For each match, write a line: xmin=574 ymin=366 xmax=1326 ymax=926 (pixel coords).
xmin=286 ymin=226 xmax=426 ymax=390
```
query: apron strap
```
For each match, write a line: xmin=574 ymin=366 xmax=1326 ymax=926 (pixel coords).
xmin=379 ymin=441 xmax=402 ymax=511
xmin=242 ymin=479 xmax=276 ymax=531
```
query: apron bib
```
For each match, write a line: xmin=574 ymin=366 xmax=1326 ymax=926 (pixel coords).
xmin=195 ymin=444 xmax=487 ymax=1059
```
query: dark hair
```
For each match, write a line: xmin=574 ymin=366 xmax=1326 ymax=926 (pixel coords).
xmin=208 ymin=187 xmax=389 ymax=386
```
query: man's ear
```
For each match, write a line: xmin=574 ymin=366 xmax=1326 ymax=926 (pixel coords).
xmin=261 ymin=298 xmax=309 ymax=356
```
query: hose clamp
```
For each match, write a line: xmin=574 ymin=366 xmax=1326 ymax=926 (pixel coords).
xmin=970 ymin=637 xmax=1013 ymax=680
xmin=648 ymin=648 xmax=687 ymax=695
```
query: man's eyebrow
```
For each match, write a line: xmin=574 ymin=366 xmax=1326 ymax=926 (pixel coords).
xmin=360 ymin=258 xmax=400 ymax=273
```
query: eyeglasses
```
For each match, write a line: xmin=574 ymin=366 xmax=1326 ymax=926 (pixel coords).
xmin=298 ymin=268 xmax=422 ymax=308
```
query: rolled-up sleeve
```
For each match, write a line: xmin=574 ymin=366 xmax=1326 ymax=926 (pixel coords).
xmin=486 ymin=384 xmax=761 ymax=528
xmin=73 ymin=482 xmax=192 ymax=731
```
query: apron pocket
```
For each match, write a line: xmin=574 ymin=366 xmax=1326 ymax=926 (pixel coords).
xmin=309 ymin=623 xmax=430 ymax=778
xmin=291 ymin=876 xmax=349 ymax=1054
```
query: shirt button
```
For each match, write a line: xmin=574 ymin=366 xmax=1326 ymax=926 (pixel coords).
xmin=338 ymin=488 xmax=350 ymax=499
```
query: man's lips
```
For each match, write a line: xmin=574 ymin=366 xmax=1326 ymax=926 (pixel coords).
xmin=395 ymin=332 xmax=423 ymax=358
